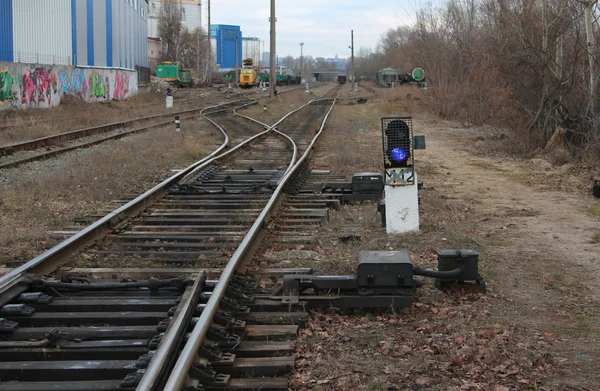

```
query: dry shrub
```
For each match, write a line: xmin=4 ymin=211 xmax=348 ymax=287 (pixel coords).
xmin=546 ymin=146 xmax=572 ymax=166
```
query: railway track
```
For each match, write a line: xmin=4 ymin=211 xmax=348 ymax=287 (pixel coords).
xmin=0 ymin=99 xmax=261 ymax=171
xmin=0 ymin=85 xmax=342 ymax=390
xmin=0 ymin=86 xmax=311 ymax=170
xmin=0 ymin=88 xmax=225 ymax=134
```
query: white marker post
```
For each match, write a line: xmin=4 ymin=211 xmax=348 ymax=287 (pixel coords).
xmin=175 ymin=116 xmax=181 ymax=132
xmin=385 ymin=170 xmax=419 ymax=234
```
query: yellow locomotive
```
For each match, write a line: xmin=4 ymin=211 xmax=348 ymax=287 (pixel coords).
xmin=239 ymin=58 xmax=257 ymax=88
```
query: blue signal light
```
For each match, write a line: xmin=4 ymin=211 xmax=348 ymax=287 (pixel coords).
xmin=391 ymin=147 xmax=408 ymax=162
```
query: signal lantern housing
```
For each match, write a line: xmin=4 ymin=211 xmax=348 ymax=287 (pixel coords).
xmin=382 ymin=117 xmax=414 ymax=170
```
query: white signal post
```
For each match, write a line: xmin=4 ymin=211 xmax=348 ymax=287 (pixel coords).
xmin=385 ymin=171 xmax=419 ymax=234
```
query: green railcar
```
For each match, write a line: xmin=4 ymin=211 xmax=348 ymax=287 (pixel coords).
xmin=376 ymin=68 xmax=398 ymax=87
xmin=178 ymin=69 xmax=193 ymax=87
xmin=156 ymin=62 xmax=194 ymax=87
xmin=276 ymin=74 xmax=288 ymax=85
xmin=156 ymin=62 xmax=180 ymax=81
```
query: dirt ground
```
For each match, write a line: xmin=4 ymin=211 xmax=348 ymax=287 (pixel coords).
xmin=281 ymin=84 xmax=600 ymax=390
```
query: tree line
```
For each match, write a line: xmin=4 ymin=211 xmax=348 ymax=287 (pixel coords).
xmin=374 ymin=0 xmax=600 ymax=161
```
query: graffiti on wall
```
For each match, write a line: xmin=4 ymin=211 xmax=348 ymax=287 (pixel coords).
xmin=89 ymin=71 xmax=107 ymax=99
xmin=0 ymin=62 xmax=138 ymax=111
xmin=0 ymin=70 xmax=16 ymax=105
xmin=21 ymin=66 xmax=58 ymax=106
xmin=114 ymin=71 xmax=130 ymax=100
xmin=59 ymin=68 xmax=87 ymax=98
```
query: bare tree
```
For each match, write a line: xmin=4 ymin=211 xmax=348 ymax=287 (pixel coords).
xmin=158 ymin=0 xmax=183 ymax=62
xmin=583 ymin=0 xmax=598 ymax=114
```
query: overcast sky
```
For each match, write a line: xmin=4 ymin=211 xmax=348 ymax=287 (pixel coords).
xmin=207 ymin=0 xmax=421 ymax=59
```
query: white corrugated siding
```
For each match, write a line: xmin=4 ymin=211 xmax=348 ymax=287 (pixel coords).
xmin=242 ymin=38 xmax=260 ymax=66
xmin=12 ymin=0 xmax=72 ymax=65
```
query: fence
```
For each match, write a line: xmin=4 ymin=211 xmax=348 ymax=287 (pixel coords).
xmin=137 ymin=66 xmax=151 ymax=84
xmin=0 ymin=50 xmax=72 ymax=66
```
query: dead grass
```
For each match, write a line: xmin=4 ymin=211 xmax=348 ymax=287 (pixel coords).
xmin=0 ymin=89 xmax=219 ymax=144
xmin=0 ymin=119 xmax=220 ymax=265
xmin=586 ymin=205 xmax=600 ymax=218
xmin=313 ymin=85 xmax=429 ymax=175
xmin=282 ymin=86 xmax=600 ymax=390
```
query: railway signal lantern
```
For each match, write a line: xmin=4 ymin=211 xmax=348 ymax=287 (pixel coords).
xmin=382 ymin=117 xmax=413 ymax=170
xmin=381 ymin=116 xmax=425 ymax=234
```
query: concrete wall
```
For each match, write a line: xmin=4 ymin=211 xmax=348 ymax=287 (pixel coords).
xmin=0 ymin=62 xmax=137 ymax=110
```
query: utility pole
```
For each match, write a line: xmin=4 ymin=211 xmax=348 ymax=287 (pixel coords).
xmin=269 ymin=0 xmax=276 ymax=99
xmin=350 ymin=30 xmax=355 ymax=89
xmin=207 ymin=0 xmax=211 ymax=85
xmin=235 ymin=35 xmax=239 ymax=85
xmin=196 ymin=4 xmax=200 ymax=85
xmin=300 ymin=42 xmax=304 ymax=82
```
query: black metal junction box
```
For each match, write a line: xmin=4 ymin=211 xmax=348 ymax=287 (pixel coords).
xmin=358 ymin=251 xmax=414 ymax=289
xmin=437 ymin=249 xmax=481 ymax=281
xmin=352 ymin=172 xmax=384 ymax=194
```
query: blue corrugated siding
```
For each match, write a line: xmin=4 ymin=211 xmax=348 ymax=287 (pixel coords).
xmin=86 ymin=0 xmax=94 ymax=65
xmin=71 ymin=0 xmax=77 ymax=64
xmin=213 ymin=25 xmax=242 ymax=69
xmin=125 ymin=0 xmax=129 ymax=69
xmin=47 ymin=0 xmax=146 ymax=69
xmin=106 ymin=0 xmax=112 ymax=66
xmin=135 ymin=0 xmax=138 ymax=68
xmin=119 ymin=1 xmax=125 ymax=68
xmin=0 ymin=0 xmax=14 ymax=62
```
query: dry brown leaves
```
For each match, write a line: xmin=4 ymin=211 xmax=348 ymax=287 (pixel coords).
xmin=291 ymin=302 xmax=559 ymax=391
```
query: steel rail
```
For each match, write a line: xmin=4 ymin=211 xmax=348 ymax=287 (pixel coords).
xmin=135 ymin=98 xmax=312 ymax=391
xmin=0 ymin=98 xmax=202 ymax=132
xmin=178 ymin=98 xmax=316 ymax=185
xmin=0 ymin=111 xmax=211 ymax=170
xmin=233 ymin=95 xmax=339 ymax=177
xmin=232 ymin=103 xmax=300 ymax=174
xmin=163 ymin=89 xmax=341 ymax=391
xmin=0 ymin=86 xmax=305 ymax=134
xmin=0 ymin=92 xmax=316 ymax=293
xmin=0 ymin=101 xmax=251 ymax=155
xmin=0 ymin=99 xmax=247 ymax=297
xmin=135 ymin=272 xmax=206 ymax=391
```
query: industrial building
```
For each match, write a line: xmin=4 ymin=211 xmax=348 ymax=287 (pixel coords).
xmin=210 ymin=25 xmax=242 ymax=70
xmin=0 ymin=0 xmax=149 ymax=69
xmin=147 ymin=0 xmax=202 ymax=38
xmin=148 ymin=37 xmax=162 ymax=71
xmin=242 ymin=37 xmax=261 ymax=68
